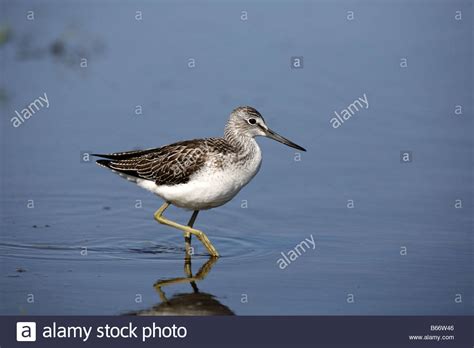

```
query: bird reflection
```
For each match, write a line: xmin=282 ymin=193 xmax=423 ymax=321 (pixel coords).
xmin=130 ymin=256 xmax=234 ymax=316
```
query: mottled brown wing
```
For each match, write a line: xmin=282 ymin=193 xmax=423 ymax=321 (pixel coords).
xmin=96 ymin=139 xmax=210 ymax=186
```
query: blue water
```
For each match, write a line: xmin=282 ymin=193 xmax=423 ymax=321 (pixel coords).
xmin=0 ymin=0 xmax=472 ymax=315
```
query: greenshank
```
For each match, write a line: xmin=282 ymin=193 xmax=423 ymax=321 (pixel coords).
xmin=94 ymin=106 xmax=306 ymax=257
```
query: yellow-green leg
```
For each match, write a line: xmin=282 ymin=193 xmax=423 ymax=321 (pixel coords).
xmin=185 ymin=210 xmax=199 ymax=258
xmin=154 ymin=202 xmax=219 ymax=257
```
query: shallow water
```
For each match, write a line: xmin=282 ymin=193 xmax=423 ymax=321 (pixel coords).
xmin=0 ymin=1 xmax=472 ymax=315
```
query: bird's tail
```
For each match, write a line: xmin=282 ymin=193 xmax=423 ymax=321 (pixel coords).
xmin=95 ymin=159 xmax=113 ymax=169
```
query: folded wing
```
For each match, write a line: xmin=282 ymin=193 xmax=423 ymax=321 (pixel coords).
xmin=94 ymin=140 xmax=209 ymax=186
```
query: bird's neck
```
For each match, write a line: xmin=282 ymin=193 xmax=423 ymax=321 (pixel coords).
xmin=224 ymin=125 xmax=259 ymax=156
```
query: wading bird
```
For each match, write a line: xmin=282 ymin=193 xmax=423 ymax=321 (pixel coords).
xmin=94 ymin=106 xmax=306 ymax=257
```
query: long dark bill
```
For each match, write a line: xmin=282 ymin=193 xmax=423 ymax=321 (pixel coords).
xmin=263 ymin=127 xmax=306 ymax=152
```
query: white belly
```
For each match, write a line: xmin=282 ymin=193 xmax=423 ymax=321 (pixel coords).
xmin=137 ymin=148 xmax=262 ymax=210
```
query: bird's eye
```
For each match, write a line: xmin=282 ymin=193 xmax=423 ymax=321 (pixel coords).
xmin=248 ymin=118 xmax=257 ymax=125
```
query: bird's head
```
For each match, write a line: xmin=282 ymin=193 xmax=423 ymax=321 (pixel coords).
xmin=226 ymin=106 xmax=306 ymax=152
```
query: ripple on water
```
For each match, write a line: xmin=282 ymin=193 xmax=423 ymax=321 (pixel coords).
xmin=0 ymin=230 xmax=275 ymax=264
